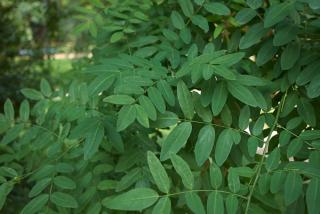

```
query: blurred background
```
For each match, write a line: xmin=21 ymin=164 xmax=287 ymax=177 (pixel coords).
xmin=0 ymin=0 xmax=96 ymax=107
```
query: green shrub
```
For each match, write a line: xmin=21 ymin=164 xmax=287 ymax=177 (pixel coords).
xmin=1 ymin=0 xmax=320 ymax=213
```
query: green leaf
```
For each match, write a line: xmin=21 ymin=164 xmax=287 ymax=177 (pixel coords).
xmin=152 ymin=197 xmax=171 ymax=214
xmin=148 ymin=87 xmax=166 ymax=114
xmin=251 ymin=89 xmax=268 ymax=110
xmin=204 ymin=2 xmax=231 ymax=16
xmin=252 ymin=115 xmax=265 ymax=136
xmin=210 ymin=52 xmax=245 ymax=66
xmin=160 ymin=122 xmax=192 ymax=161
xmin=135 ymin=104 xmax=149 ymax=128
xmin=21 ymin=88 xmax=44 ymax=100
xmin=180 ymin=27 xmax=192 ymax=44
xmin=167 ymin=48 xmax=181 ymax=69
xmin=258 ymin=173 xmax=270 ymax=195
xmin=284 ymin=172 xmax=303 ymax=206
xmin=297 ymin=98 xmax=316 ymax=127
xmin=207 ymin=191 xmax=224 ymax=214
xmin=29 ymin=165 xmax=55 ymax=181
xmin=84 ymin=123 xmax=104 ymax=160
xmin=270 ymin=171 xmax=286 ymax=193
xmin=29 ymin=178 xmax=51 ymax=198
xmin=103 ymin=95 xmax=135 ymax=105
xmin=171 ymin=11 xmax=185 ymax=30
xmin=281 ymin=43 xmax=300 ymax=70
xmin=116 ymin=168 xmax=141 ymax=192
xmin=123 ymin=75 xmax=153 ymax=87
xmin=280 ymin=93 xmax=298 ymax=117
xmin=308 ymin=0 xmax=320 ymax=9
xmin=4 ymin=99 xmax=14 ymax=121
xmin=228 ymin=169 xmax=240 ymax=193
xmin=53 ymin=176 xmax=76 ymax=190
xmin=93 ymin=164 xmax=113 ymax=175
xmin=170 ymin=154 xmax=194 ymax=189
xmin=89 ymin=23 xmax=97 ymax=37
xmin=177 ymin=80 xmax=194 ymax=120
xmin=150 ymin=111 xmax=178 ymax=128
xmin=70 ymin=117 xmax=99 ymax=139
xmin=299 ymin=130 xmax=320 ymax=141
xmin=236 ymin=75 xmax=271 ymax=86
xmin=225 ymin=195 xmax=238 ymax=214
xmin=1 ymin=124 xmax=24 ymax=145
xmin=194 ymin=96 xmax=213 ymax=123
xmin=264 ymin=2 xmax=295 ymax=28
xmin=21 ymin=194 xmax=49 ymax=214
xmin=222 ymin=106 xmax=232 ymax=127
xmin=215 ymin=129 xmax=234 ymax=166
xmin=231 ymin=129 xmax=240 ymax=145
xmin=239 ymin=105 xmax=250 ymax=130
xmin=178 ymin=0 xmax=194 ymax=17
xmin=306 ymin=178 xmax=320 ymax=214
xmin=157 ymin=80 xmax=175 ymax=106
xmin=265 ymin=148 xmax=280 ymax=171
xmin=192 ymin=50 xmax=226 ymax=64
xmin=116 ymin=105 xmax=136 ymax=131
xmin=110 ymin=31 xmax=124 ymax=43
xmin=147 ymin=151 xmax=170 ymax=193
xmin=209 ymin=162 xmax=222 ymax=189
xmin=235 ymin=8 xmax=257 ymax=25
xmin=79 ymin=83 xmax=89 ymax=104
xmin=256 ymin=39 xmax=278 ymax=66
xmin=211 ymin=82 xmax=228 ymax=116
xmin=0 ymin=167 xmax=17 ymax=177
xmin=187 ymin=44 xmax=198 ymax=60
xmin=239 ymin=23 xmax=268 ymax=49
xmin=102 ymin=188 xmax=159 ymax=211
xmin=227 ymin=81 xmax=257 ymax=107
xmin=246 ymin=0 xmax=263 ymax=9
xmin=139 ymin=95 xmax=157 ymax=121
xmin=50 ymin=192 xmax=78 ymax=208
xmin=19 ymin=100 xmax=30 ymax=122
xmin=211 ymin=65 xmax=237 ymax=80
xmin=40 ymin=79 xmax=52 ymax=97
xmin=247 ymin=136 xmax=259 ymax=157
xmin=88 ymin=74 xmax=116 ymax=95
xmin=130 ymin=36 xmax=158 ymax=48
xmin=87 ymin=202 xmax=102 ymax=214
xmin=213 ymin=25 xmax=223 ymax=39
xmin=194 ymin=125 xmax=215 ymax=166
xmin=296 ymin=61 xmax=320 ymax=86
xmin=307 ymin=74 xmax=320 ymax=98
xmin=232 ymin=167 xmax=255 ymax=178
xmin=287 ymin=139 xmax=303 ymax=158
xmin=185 ymin=192 xmax=206 ymax=214
xmin=273 ymin=25 xmax=298 ymax=46
xmin=191 ymin=15 xmax=209 ymax=32
xmin=162 ymin=29 xmax=179 ymax=41
xmin=0 ymin=183 xmax=12 ymax=210
xmin=97 ymin=180 xmax=117 ymax=190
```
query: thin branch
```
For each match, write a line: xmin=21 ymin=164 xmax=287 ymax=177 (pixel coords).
xmin=163 ymin=189 xmax=247 ymax=200
xmin=244 ymin=93 xmax=286 ymax=214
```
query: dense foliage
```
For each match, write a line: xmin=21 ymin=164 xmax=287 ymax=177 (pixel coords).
xmin=1 ymin=0 xmax=320 ymax=213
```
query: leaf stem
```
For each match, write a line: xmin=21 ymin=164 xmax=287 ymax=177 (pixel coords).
xmin=277 ymin=124 xmax=319 ymax=150
xmin=179 ymin=118 xmax=264 ymax=142
xmin=244 ymin=94 xmax=286 ymax=214
xmin=162 ymin=189 xmax=247 ymax=200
